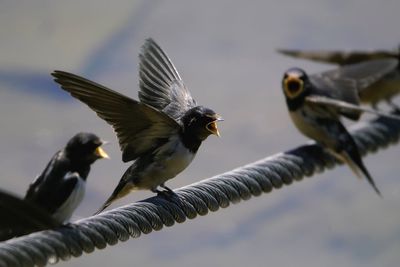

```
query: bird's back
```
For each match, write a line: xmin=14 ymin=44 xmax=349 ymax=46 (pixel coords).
xmin=25 ymin=151 xmax=71 ymax=214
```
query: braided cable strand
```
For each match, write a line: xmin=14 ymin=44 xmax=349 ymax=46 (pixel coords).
xmin=0 ymin=115 xmax=399 ymax=267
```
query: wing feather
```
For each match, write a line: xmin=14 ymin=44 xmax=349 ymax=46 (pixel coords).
xmin=138 ymin=38 xmax=196 ymax=120
xmin=305 ymin=95 xmax=400 ymax=120
xmin=277 ymin=48 xmax=398 ymax=65
xmin=319 ymin=59 xmax=398 ymax=89
xmin=52 ymin=70 xmax=180 ymax=162
xmin=311 ymin=59 xmax=398 ymax=99
xmin=309 ymin=59 xmax=398 ymax=119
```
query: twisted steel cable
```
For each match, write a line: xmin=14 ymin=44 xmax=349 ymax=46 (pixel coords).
xmin=0 ymin=114 xmax=399 ymax=267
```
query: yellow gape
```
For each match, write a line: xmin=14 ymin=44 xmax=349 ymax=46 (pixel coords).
xmin=283 ymin=75 xmax=304 ymax=99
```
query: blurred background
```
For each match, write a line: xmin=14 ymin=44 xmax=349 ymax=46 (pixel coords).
xmin=0 ymin=0 xmax=399 ymax=266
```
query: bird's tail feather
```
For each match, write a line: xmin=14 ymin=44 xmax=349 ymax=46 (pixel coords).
xmin=93 ymin=180 xmax=135 ymax=215
xmin=340 ymin=150 xmax=382 ymax=197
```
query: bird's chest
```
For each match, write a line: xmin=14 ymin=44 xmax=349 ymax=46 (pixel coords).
xmin=52 ymin=175 xmax=85 ymax=223
xmin=289 ymin=106 xmax=333 ymax=145
xmin=143 ymin=137 xmax=195 ymax=182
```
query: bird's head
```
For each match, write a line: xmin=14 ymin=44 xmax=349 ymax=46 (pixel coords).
xmin=181 ymin=106 xmax=223 ymax=141
xmin=282 ymin=68 xmax=312 ymax=110
xmin=65 ymin=132 xmax=109 ymax=164
xmin=282 ymin=68 xmax=311 ymax=99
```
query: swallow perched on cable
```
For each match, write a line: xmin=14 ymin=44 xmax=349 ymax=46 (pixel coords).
xmin=25 ymin=132 xmax=109 ymax=223
xmin=51 ymin=38 xmax=223 ymax=213
xmin=280 ymin=62 xmax=400 ymax=195
xmin=277 ymin=47 xmax=400 ymax=108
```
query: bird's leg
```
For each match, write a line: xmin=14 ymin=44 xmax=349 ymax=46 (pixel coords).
xmin=160 ymin=183 xmax=174 ymax=193
xmin=151 ymin=188 xmax=164 ymax=194
xmin=154 ymin=184 xmax=176 ymax=199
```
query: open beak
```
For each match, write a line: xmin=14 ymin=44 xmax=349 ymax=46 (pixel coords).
xmin=95 ymin=146 xmax=110 ymax=159
xmin=206 ymin=115 xmax=223 ymax=137
xmin=283 ymin=75 xmax=304 ymax=98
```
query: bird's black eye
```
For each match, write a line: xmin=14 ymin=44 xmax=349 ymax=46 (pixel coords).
xmin=189 ymin=117 xmax=197 ymax=125
xmin=283 ymin=77 xmax=304 ymax=98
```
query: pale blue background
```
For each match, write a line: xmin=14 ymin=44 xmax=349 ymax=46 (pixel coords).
xmin=0 ymin=1 xmax=399 ymax=266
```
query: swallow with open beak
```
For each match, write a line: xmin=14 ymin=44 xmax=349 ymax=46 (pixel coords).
xmin=277 ymin=47 xmax=400 ymax=108
xmin=280 ymin=65 xmax=391 ymax=195
xmin=24 ymin=132 xmax=109 ymax=222
xmin=52 ymin=38 xmax=223 ymax=213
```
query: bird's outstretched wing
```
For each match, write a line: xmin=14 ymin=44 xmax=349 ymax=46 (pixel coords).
xmin=315 ymin=58 xmax=398 ymax=90
xmin=138 ymin=38 xmax=197 ymax=121
xmin=0 ymin=189 xmax=60 ymax=241
xmin=308 ymin=59 xmax=398 ymax=119
xmin=305 ymin=95 xmax=400 ymax=120
xmin=277 ymin=48 xmax=398 ymax=65
xmin=52 ymin=71 xmax=180 ymax=162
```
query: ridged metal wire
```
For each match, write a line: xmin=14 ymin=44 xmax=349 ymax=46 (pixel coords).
xmin=0 ymin=114 xmax=399 ymax=267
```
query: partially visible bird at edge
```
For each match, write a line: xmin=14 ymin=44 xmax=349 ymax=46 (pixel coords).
xmin=277 ymin=46 xmax=400 ymax=108
xmin=0 ymin=133 xmax=108 ymax=241
xmin=280 ymin=59 xmax=400 ymax=196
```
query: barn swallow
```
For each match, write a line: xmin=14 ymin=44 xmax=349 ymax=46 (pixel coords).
xmin=51 ymin=38 xmax=222 ymax=213
xmin=24 ymin=132 xmax=109 ymax=222
xmin=277 ymin=47 xmax=400 ymax=108
xmin=281 ymin=66 xmax=389 ymax=195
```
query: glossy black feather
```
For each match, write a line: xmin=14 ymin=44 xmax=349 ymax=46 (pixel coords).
xmin=25 ymin=133 xmax=105 ymax=220
xmin=25 ymin=151 xmax=80 ymax=213
xmin=0 ymin=189 xmax=60 ymax=241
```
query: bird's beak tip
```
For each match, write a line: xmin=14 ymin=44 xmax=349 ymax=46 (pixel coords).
xmin=95 ymin=146 xmax=110 ymax=159
xmin=206 ymin=120 xmax=222 ymax=137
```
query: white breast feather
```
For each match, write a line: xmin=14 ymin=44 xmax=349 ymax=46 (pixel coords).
xmin=139 ymin=135 xmax=195 ymax=189
xmin=52 ymin=172 xmax=85 ymax=223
